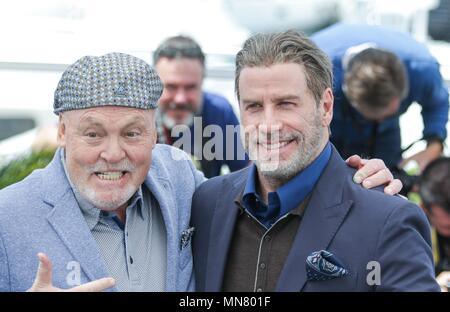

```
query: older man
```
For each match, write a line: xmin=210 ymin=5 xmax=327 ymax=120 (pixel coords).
xmin=0 ymin=52 xmax=399 ymax=292
xmin=191 ymin=31 xmax=439 ymax=292
xmin=0 ymin=53 xmax=204 ymax=292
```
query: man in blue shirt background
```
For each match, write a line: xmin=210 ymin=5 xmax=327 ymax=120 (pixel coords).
xmin=311 ymin=23 xmax=449 ymax=177
xmin=153 ymin=35 xmax=249 ymax=178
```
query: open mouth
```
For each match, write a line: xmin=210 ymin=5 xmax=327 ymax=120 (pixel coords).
xmin=94 ymin=171 xmax=128 ymax=181
xmin=259 ymin=139 xmax=295 ymax=150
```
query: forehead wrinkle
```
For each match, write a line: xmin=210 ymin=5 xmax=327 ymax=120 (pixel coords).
xmin=270 ymin=94 xmax=301 ymax=102
xmin=74 ymin=108 xmax=151 ymax=131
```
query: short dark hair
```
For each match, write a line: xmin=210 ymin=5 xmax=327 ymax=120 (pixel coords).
xmin=235 ymin=29 xmax=333 ymax=104
xmin=153 ymin=35 xmax=205 ymax=67
xmin=419 ymin=157 xmax=450 ymax=213
xmin=344 ymin=48 xmax=408 ymax=114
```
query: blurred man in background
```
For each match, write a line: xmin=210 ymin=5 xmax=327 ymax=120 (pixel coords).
xmin=419 ymin=157 xmax=450 ymax=291
xmin=312 ymin=23 xmax=449 ymax=193
xmin=153 ymin=35 xmax=249 ymax=178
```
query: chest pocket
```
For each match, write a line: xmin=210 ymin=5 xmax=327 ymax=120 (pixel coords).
xmin=179 ymin=227 xmax=195 ymax=269
xmin=303 ymin=271 xmax=359 ymax=292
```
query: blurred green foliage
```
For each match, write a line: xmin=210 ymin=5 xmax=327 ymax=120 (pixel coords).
xmin=408 ymin=191 xmax=422 ymax=206
xmin=0 ymin=149 xmax=56 ymax=190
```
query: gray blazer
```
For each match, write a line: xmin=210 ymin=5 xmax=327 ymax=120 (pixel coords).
xmin=0 ymin=144 xmax=205 ymax=291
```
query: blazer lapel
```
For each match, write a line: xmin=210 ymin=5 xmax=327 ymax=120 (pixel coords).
xmin=205 ymin=170 xmax=248 ymax=291
xmin=144 ymin=168 xmax=177 ymax=291
xmin=46 ymin=190 xmax=111 ymax=283
xmin=41 ymin=151 xmax=111 ymax=283
xmin=276 ymin=146 xmax=354 ymax=291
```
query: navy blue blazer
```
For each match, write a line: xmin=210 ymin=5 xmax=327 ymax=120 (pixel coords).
xmin=191 ymin=145 xmax=439 ymax=291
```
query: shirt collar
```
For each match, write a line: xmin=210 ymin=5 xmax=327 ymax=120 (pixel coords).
xmin=242 ymin=142 xmax=332 ymax=225
xmin=277 ymin=142 xmax=331 ymax=216
xmin=59 ymin=148 xmax=145 ymax=230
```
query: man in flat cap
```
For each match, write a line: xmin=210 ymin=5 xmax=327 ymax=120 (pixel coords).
xmin=0 ymin=53 xmax=204 ymax=292
xmin=0 ymin=52 xmax=400 ymax=292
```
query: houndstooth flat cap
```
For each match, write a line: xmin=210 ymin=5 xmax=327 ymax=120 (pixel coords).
xmin=53 ymin=52 xmax=163 ymax=114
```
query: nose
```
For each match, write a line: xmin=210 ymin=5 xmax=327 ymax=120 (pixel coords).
xmin=259 ymin=106 xmax=282 ymax=134
xmin=100 ymin=137 xmax=126 ymax=163
xmin=174 ymin=89 xmax=188 ymax=104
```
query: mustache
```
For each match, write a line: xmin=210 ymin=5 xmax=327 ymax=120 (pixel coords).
xmin=85 ymin=159 xmax=136 ymax=173
xmin=163 ymin=102 xmax=195 ymax=112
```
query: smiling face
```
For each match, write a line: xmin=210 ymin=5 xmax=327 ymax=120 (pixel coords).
xmin=239 ymin=63 xmax=333 ymax=184
xmin=155 ymin=57 xmax=204 ymax=128
xmin=57 ymin=106 xmax=156 ymax=211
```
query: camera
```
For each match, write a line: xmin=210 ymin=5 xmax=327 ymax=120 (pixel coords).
xmin=390 ymin=167 xmax=419 ymax=197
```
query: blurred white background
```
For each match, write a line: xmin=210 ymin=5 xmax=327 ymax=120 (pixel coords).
xmin=0 ymin=0 xmax=449 ymax=161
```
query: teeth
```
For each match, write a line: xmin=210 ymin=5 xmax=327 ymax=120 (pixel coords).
xmin=96 ymin=172 xmax=124 ymax=181
xmin=260 ymin=141 xmax=290 ymax=150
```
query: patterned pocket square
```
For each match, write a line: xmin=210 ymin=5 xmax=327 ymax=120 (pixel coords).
xmin=306 ymin=250 xmax=349 ymax=281
xmin=180 ymin=227 xmax=195 ymax=250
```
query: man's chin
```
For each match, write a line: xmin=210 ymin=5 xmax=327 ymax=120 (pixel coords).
xmin=87 ymin=196 xmax=129 ymax=211
xmin=257 ymin=160 xmax=284 ymax=173
xmin=162 ymin=112 xmax=194 ymax=129
xmin=77 ymin=185 xmax=136 ymax=211
xmin=256 ymin=155 xmax=308 ymax=181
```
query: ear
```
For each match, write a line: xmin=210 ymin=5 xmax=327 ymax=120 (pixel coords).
xmin=56 ymin=114 xmax=67 ymax=148
xmin=149 ymin=110 xmax=158 ymax=148
xmin=320 ymin=87 xmax=334 ymax=127
xmin=151 ymin=127 xmax=157 ymax=148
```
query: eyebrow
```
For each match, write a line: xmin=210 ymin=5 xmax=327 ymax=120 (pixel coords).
xmin=78 ymin=116 xmax=146 ymax=130
xmin=122 ymin=117 xmax=146 ymax=129
xmin=78 ymin=117 xmax=105 ymax=129
xmin=271 ymin=94 xmax=301 ymax=102
xmin=241 ymin=99 xmax=262 ymax=106
xmin=241 ymin=94 xmax=301 ymax=105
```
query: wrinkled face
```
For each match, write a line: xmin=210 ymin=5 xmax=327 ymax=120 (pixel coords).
xmin=428 ymin=204 xmax=450 ymax=237
xmin=239 ymin=63 xmax=333 ymax=182
xmin=155 ymin=57 xmax=203 ymax=128
xmin=58 ymin=106 xmax=157 ymax=211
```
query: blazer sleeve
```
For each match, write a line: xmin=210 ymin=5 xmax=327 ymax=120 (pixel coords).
xmin=0 ymin=229 xmax=10 ymax=291
xmin=415 ymin=61 xmax=449 ymax=142
xmin=375 ymin=201 xmax=440 ymax=291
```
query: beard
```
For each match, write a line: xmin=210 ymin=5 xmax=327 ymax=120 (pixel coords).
xmin=241 ymin=111 xmax=325 ymax=184
xmin=70 ymin=159 xmax=138 ymax=211
xmin=160 ymin=102 xmax=196 ymax=129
